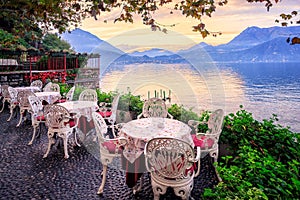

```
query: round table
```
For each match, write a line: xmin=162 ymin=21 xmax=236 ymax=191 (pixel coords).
xmin=120 ymin=117 xmax=193 ymax=163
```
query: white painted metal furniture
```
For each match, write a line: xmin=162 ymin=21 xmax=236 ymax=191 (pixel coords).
xmin=188 ymin=109 xmax=224 ymax=181
xmin=120 ymin=117 xmax=193 ymax=194
xmin=144 ymin=137 xmax=201 ymax=200
xmin=43 ymin=82 xmax=60 ymax=93
xmin=120 ymin=118 xmax=193 ymax=163
xmin=43 ymin=82 xmax=52 ymax=91
xmin=56 ymin=86 xmax=75 ymax=103
xmin=7 ymin=86 xmax=19 ymax=121
xmin=0 ymin=85 xmax=10 ymax=113
xmin=92 ymin=112 xmax=127 ymax=195
xmin=16 ymin=90 xmax=36 ymax=127
xmin=78 ymin=89 xmax=98 ymax=102
xmin=137 ymin=98 xmax=173 ymax=119
xmin=188 ymin=109 xmax=224 ymax=161
xmin=43 ymin=104 xmax=80 ymax=159
xmin=65 ymin=86 xmax=75 ymax=101
xmin=98 ymin=94 xmax=121 ymax=137
xmin=30 ymin=80 xmax=43 ymax=90
xmin=28 ymin=95 xmax=46 ymax=145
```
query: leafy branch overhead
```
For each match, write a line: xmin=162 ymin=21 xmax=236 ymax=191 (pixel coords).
xmin=0 ymin=0 xmax=299 ymax=41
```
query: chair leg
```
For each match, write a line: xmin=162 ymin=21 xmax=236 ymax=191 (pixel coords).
xmin=97 ymin=164 xmax=107 ymax=195
xmin=28 ymin=122 xmax=39 ymax=145
xmin=43 ymin=131 xmax=55 ymax=158
xmin=16 ymin=109 xmax=25 ymax=127
xmin=0 ymin=100 xmax=5 ymax=113
xmin=7 ymin=105 xmax=15 ymax=121
xmin=133 ymin=173 xmax=144 ymax=195
xmin=63 ymin=135 xmax=69 ymax=159
xmin=210 ymin=150 xmax=222 ymax=182
xmin=173 ymin=182 xmax=193 ymax=200
xmin=73 ymin=128 xmax=81 ymax=147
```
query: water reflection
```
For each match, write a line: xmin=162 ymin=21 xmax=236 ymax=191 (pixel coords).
xmin=100 ymin=62 xmax=300 ymax=133
xmin=100 ymin=63 xmax=246 ymax=118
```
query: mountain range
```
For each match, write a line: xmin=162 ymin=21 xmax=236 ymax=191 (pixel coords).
xmin=60 ymin=26 xmax=300 ymax=63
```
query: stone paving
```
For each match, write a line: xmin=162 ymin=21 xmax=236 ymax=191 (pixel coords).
xmin=0 ymin=106 xmax=218 ymax=200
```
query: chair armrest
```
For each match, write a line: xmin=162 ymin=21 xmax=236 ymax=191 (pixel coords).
xmin=193 ymin=146 xmax=201 ymax=177
xmin=167 ymin=112 xmax=173 ymax=119
xmin=69 ymin=112 xmax=81 ymax=127
xmin=137 ymin=113 xmax=143 ymax=119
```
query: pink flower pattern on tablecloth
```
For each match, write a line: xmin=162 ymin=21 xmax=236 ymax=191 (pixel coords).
xmin=120 ymin=117 xmax=193 ymax=163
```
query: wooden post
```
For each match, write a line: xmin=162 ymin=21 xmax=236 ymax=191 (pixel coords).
xmin=63 ymin=53 xmax=67 ymax=83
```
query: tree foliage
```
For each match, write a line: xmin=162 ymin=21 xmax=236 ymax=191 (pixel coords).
xmin=42 ymin=33 xmax=72 ymax=52
xmin=0 ymin=0 xmax=299 ymax=41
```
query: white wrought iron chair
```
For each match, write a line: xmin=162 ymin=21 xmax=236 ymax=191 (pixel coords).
xmin=30 ymin=79 xmax=43 ymax=90
xmin=28 ymin=95 xmax=46 ymax=145
xmin=43 ymin=104 xmax=80 ymax=159
xmin=188 ymin=109 xmax=225 ymax=181
xmin=78 ymin=89 xmax=98 ymax=102
xmin=7 ymin=86 xmax=19 ymax=121
xmin=98 ymin=94 xmax=121 ymax=137
xmin=92 ymin=112 xmax=127 ymax=195
xmin=42 ymin=82 xmax=52 ymax=91
xmin=65 ymin=86 xmax=75 ymax=101
xmin=56 ymin=86 xmax=75 ymax=103
xmin=137 ymin=98 xmax=173 ymax=119
xmin=144 ymin=137 xmax=201 ymax=200
xmin=16 ymin=90 xmax=36 ymax=127
xmin=43 ymin=82 xmax=60 ymax=93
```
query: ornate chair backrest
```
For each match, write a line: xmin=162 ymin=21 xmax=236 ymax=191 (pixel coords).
xmin=44 ymin=104 xmax=71 ymax=129
xmin=79 ymin=89 xmax=98 ymax=102
xmin=108 ymin=94 xmax=120 ymax=122
xmin=2 ymin=85 xmax=10 ymax=99
xmin=144 ymin=137 xmax=196 ymax=180
xmin=49 ymin=83 xmax=60 ymax=93
xmin=141 ymin=98 xmax=168 ymax=118
xmin=66 ymin=86 xmax=75 ymax=101
xmin=8 ymin=86 xmax=18 ymax=103
xmin=207 ymin=109 xmax=224 ymax=136
xmin=43 ymin=82 xmax=52 ymax=92
xmin=30 ymin=80 xmax=43 ymax=90
xmin=92 ymin=112 xmax=108 ymax=142
xmin=28 ymin=95 xmax=44 ymax=116
xmin=17 ymin=90 xmax=35 ymax=109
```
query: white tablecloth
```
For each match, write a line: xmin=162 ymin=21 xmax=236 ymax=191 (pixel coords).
xmin=120 ymin=117 xmax=193 ymax=163
xmin=15 ymin=86 xmax=40 ymax=93
xmin=57 ymin=101 xmax=99 ymax=122
xmin=34 ymin=92 xmax=61 ymax=104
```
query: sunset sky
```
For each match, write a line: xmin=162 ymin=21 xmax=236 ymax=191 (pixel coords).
xmin=79 ymin=0 xmax=300 ymax=52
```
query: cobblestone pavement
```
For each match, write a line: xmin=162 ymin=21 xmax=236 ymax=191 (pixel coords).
xmin=0 ymin=107 xmax=218 ymax=200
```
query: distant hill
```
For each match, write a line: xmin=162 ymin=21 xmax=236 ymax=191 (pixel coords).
xmin=179 ymin=26 xmax=300 ymax=62
xmin=60 ymin=28 xmax=104 ymax=53
xmin=60 ymin=28 xmax=126 ymax=68
xmin=130 ymin=48 xmax=175 ymax=57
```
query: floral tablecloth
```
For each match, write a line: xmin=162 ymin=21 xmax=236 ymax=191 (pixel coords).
xmin=120 ymin=117 xmax=193 ymax=163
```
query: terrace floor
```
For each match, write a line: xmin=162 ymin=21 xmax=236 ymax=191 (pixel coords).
xmin=0 ymin=107 xmax=218 ymax=200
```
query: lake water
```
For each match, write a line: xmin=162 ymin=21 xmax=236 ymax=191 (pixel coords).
xmin=99 ymin=62 xmax=300 ymax=133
